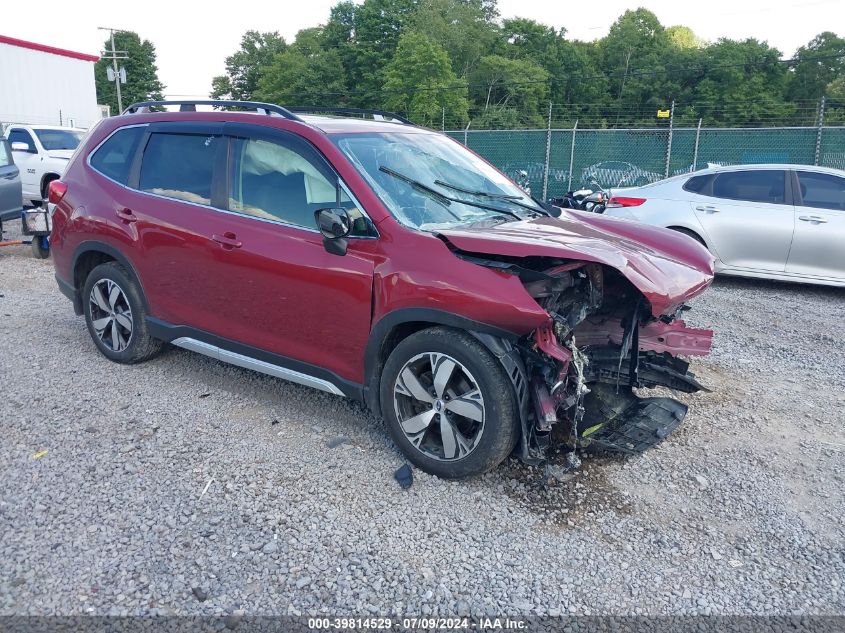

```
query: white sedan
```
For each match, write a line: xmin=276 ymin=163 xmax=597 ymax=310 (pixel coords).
xmin=602 ymin=164 xmax=845 ymax=287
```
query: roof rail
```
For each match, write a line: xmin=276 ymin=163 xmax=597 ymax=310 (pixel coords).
xmin=286 ymin=107 xmax=412 ymax=125
xmin=122 ymin=100 xmax=304 ymax=121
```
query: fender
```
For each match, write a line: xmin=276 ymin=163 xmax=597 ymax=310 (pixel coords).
xmin=362 ymin=307 xmax=520 ymax=414
xmin=68 ymin=240 xmax=148 ymax=314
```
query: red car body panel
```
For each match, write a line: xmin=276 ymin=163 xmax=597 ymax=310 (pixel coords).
xmin=574 ymin=316 xmax=714 ymax=356
xmin=51 ymin=110 xmax=714 ymax=388
xmin=437 ymin=213 xmax=714 ymax=318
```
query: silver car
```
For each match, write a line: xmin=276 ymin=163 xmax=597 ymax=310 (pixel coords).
xmin=603 ymin=164 xmax=845 ymax=287
xmin=0 ymin=138 xmax=22 ymax=223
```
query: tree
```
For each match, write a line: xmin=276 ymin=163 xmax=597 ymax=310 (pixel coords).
xmin=789 ymin=32 xmax=845 ymax=100
xmin=409 ymin=0 xmax=501 ymax=78
xmin=210 ymin=31 xmax=287 ymax=100
xmin=382 ymin=32 xmax=468 ymax=125
xmin=828 ymin=76 xmax=845 ymax=100
xmin=95 ymin=31 xmax=164 ymax=114
xmin=347 ymin=0 xmax=419 ymax=106
xmin=600 ymin=9 xmax=671 ymax=103
xmin=469 ymin=54 xmax=548 ymax=126
xmin=693 ymin=38 xmax=793 ymax=126
xmin=255 ymin=36 xmax=347 ymax=105
xmin=501 ymin=17 xmax=559 ymax=61
xmin=667 ymin=26 xmax=704 ymax=49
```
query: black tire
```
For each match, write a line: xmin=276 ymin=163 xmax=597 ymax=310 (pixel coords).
xmin=670 ymin=227 xmax=707 ymax=249
xmin=379 ymin=327 xmax=519 ymax=479
xmin=41 ymin=174 xmax=59 ymax=201
xmin=31 ymin=238 xmax=50 ymax=259
xmin=82 ymin=262 xmax=163 ymax=364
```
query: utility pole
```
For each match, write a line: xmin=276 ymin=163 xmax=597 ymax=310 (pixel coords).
xmin=98 ymin=27 xmax=128 ymax=113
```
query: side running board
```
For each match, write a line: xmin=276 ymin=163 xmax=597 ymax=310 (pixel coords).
xmin=171 ymin=337 xmax=345 ymax=396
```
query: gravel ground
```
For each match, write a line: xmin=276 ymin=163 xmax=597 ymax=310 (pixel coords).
xmin=1 ymin=223 xmax=844 ymax=618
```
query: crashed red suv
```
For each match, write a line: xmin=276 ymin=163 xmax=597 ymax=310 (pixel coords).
xmin=49 ymin=101 xmax=714 ymax=479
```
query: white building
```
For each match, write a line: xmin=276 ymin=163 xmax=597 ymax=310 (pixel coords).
xmin=0 ymin=34 xmax=102 ymax=130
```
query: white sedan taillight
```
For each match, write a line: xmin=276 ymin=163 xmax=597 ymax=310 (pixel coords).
xmin=606 ymin=196 xmax=646 ymax=208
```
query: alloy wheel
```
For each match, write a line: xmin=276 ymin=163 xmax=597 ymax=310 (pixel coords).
xmin=393 ymin=352 xmax=485 ymax=461
xmin=89 ymin=279 xmax=133 ymax=352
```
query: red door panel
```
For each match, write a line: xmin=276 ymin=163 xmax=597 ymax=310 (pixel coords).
xmin=197 ymin=213 xmax=375 ymax=382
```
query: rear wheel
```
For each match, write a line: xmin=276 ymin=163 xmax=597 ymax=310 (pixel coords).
xmin=82 ymin=262 xmax=163 ymax=364
xmin=379 ymin=327 xmax=519 ymax=479
xmin=31 ymin=236 xmax=49 ymax=259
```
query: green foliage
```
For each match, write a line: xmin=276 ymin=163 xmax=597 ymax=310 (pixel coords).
xmin=382 ymin=32 xmax=468 ymax=125
xmin=470 ymin=55 xmax=548 ymax=126
xmin=254 ymin=46 xmax=347 ymax=105
xmin=693 ymin=39 xmax=793 ymax=126
xmin=210 ymin=31 xmax=287 ymax=100
xmin=667 ymin=26 xmax=703 ymax=50
xmin=828 ymin=77 xmax=845 ymax=101
xmin=345 ymin=0 xmax=419 ymax=106
xmin=409 ymin=0 xmax=501 ymax=78
xmin=210 ymin=1 xmax=844 ymax=129
xmin=95 ymin=31 xmax=164 ymax=113
xmin=788 ymin=32 xmax=845 ymax=101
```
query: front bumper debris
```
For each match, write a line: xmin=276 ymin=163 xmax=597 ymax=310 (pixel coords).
xmin=578 ymin=383 xmax=688 ymax=454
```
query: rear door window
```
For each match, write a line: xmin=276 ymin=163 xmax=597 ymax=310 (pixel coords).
xmin=712 ymin=170 xmax=786 ymax=204
xmin=90 ymin=126 xmax=145 ymax=185
xmin=139 ymin=132 xmax=219 ymax=206
xmin=796 ymin=171 xmax=845 ymax=211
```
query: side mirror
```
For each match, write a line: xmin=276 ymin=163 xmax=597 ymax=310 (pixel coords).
xmin=315 ymin=207 xmax=351 ymax=256
xmin=11 ymin=141 xmax=33 ymax=153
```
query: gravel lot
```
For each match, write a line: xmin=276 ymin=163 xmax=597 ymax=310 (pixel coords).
xmin=1 ymin=223 xmax=844 ymax=618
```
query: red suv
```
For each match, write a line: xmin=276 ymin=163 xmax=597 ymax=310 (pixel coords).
xmin=49 ymin=101 xmax=714 ymax=479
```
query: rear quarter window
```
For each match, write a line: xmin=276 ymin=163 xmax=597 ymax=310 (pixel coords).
xmin=90 ymin=126 xmax=145 ymax=185
xmin=683 ymin=174 xmax=711 ymax=194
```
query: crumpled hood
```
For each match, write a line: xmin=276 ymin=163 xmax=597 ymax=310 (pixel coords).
xmin=437 ymin=210 xmax=715 ymax=317
xmin=47 ymin=150 xmax=74 ymax=160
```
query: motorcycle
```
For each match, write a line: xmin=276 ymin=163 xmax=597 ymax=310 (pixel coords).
xmin=548 ymin=176 xmax=610 ymax=214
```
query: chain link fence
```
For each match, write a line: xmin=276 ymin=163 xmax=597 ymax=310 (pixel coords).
xmin=447 ymin=125 xmax=845 ymax=198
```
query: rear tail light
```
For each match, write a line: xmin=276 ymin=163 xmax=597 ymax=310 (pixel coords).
xmin=606 ymin=196 xmax=646 ymax=208
xmin=48 ymin=180 xmax=68 ymax=205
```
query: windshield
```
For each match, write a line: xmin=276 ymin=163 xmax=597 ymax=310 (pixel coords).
xmin=331 ymin=131 xmax=545 ymax=230
xmin=34 ymin=129 xmax=84 ymax=151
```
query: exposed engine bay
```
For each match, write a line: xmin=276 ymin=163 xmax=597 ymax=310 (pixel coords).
xmin=454 ymin=250 xmax=714 ymax=468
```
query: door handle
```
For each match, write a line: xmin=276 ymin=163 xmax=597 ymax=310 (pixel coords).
xmin=695 ymin=205 xmax=719 ymax=213
xmin=212 ymin=232 xmax=242 ymax=249
xmin=115 ymin=208 xmax=137 ymax=223
xmin=798 ymin=215 xmax=827 ymax=224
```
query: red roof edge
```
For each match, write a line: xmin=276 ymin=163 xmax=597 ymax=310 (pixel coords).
xmin=0 ymin=34 xmax=99 ymax=62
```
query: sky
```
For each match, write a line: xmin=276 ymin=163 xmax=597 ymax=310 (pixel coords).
xmin=8 ymin=0 xmax=844 ymax=100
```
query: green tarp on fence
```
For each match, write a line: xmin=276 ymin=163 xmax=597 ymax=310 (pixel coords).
xmin=446 ymin=126 xmax=845 ymax=198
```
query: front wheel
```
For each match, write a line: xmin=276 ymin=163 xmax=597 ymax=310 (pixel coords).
xmin=379 ymin=327 xmax=519 ymax=479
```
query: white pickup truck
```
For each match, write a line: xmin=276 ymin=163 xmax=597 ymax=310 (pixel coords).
xmin=5 ymin=124 xmax=86 ymax=206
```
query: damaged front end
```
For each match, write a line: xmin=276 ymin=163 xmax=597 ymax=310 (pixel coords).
xmin=459 ymin=251 xmax=713 ymax=467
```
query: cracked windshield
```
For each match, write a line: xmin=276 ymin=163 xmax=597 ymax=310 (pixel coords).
xmin=333 ymin=131 xmax=547 ymax=230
